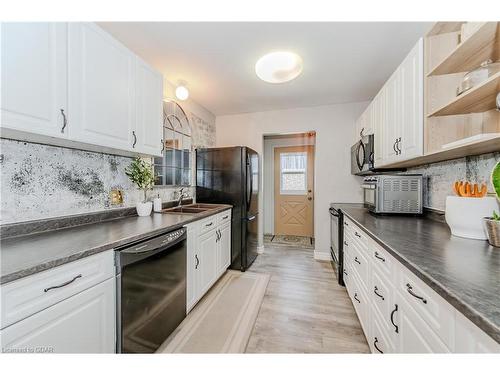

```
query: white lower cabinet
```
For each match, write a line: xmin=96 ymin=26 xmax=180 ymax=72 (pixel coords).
xmin=186 ymin=210 xmax=232 ymax=313
xmin=0 ymin=252 xmax=115 ymax=353
xmin=343 ymin=217 xmax=499 ymax=353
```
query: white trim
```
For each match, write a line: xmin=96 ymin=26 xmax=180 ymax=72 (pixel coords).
xmin=314 ymin=250 xmax=332 ymax=261
xmin=257 ymin=245 xmax=265 ymax=254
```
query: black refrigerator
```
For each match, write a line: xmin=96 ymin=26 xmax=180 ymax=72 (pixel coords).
xmin=196 ymin=146 xmax=259 ymax=271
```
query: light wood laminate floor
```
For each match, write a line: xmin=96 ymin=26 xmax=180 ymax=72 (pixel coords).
xmin=245 ymin=245 xmax=370 ymax=353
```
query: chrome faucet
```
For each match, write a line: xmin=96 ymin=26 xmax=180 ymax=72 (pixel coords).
xmin=176 ymin=187 xmax=187 ymax=206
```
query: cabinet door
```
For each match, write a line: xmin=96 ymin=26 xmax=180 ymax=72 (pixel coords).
xmin=186 ymin=223 xmax=200 ymax=312
xmin=68 ymin=23 xmax=135 ymax=151
xmin=218 ymin=223 xmax=231 ymax=275
xmin=396 ymin=292 xmax=449 ymax=353
xmin=373 ymin=90 xmax=386 ymax=167
xmin=399 ymin=38 xmax=423 ymax=161
xmin=0 ymin=278 xmax=115 ymax=353
xmin=384 ymin=70 xmax=401 ymax=164
xmin=199 ymin=230 xmax=217 ymax=295
xmin=1 ymin=23 xmax=68 ymax=138
xmin=135 ymin=57 xmax=163 ymax=157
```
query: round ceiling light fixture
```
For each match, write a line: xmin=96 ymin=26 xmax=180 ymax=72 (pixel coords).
xmin=255 ymin=51 xmax=303 ymax=83
xmin=175 ymin=85 xmax=189 ymax=101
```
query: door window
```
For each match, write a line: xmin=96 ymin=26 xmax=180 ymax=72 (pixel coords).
xmin=280 ymin=152 xmax=307 ymax=195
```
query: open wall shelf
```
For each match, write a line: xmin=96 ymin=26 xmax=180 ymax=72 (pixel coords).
xmin=428 ymin=72 xmax=500 ymax=117
xmin=428 ymin=22 xmax=499 ymax=76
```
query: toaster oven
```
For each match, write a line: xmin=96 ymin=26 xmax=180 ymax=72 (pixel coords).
xmin=362 ymin=174 xmax=423 ymax=215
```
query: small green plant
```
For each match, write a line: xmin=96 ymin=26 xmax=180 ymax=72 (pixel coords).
xmin=490 ymin=161 xmax=500 ymax=220
xmin=125 ymin=157 xmax=154 ymax=203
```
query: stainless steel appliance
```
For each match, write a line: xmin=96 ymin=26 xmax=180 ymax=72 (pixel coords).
xmin=351 ymin=134 xmax=374 ymax=175
xmin=329 ymin=205 xmax=344 ymax=286
xmin=115 ymin=228 xmax=187 ymax=353
xmin=196 ymin=146 xmax=259 ymax=271
xmin=362 ymin=174 xmax=423 ymax=214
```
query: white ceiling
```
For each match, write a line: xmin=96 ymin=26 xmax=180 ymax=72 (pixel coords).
xmin=99 ymin=22 xmax=432 ymax=116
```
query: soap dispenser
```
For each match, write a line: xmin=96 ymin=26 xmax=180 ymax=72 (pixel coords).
xmin=153 ymin=194 xmax=162 ymax=212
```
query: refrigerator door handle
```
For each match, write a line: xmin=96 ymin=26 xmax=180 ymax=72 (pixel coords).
xmin=246 ymin=153 xmax=253 ymax=210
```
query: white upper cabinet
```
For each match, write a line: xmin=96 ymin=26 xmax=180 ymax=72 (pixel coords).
xmin=68 ymin=23 xmax=135 ymax=151
xmin=366 ymin=38 xmax=424 ymax=168
xmin=1 ymin=23 xmax=68 ymax=138
xmin=1 ymin=22 xmax=163 ymax=157
xmin=399 ymin=38 xmax=424 ymax=161
xmin=134 ymin=57 xmax=163 ymax=157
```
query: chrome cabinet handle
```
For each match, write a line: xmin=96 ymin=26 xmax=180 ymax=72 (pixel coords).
xmin=397 ymin=137 xmax=402 ymax=155
xmin=354 ymin=293 xmax=360 ymax=303
xmin=374 ymin=337 xmax=383 ymax=353
xmin=355 ymin=232 xmax=361 ymax=238
xmin=393 ymin=139 xmax=397 ymax=153
xmin=354 ymin=257 xmax=361 ymax=264
xmin=406 ymin=283 xmax=427 ymax=304
xmin=161 ymin=139 xmax=165 ymax=152
xmin=205 ymin=222 xmax=213 ymax=227
xmin=374 ymin=251 xmax=385 ymax=262
xmin=343 ymin=241 xmax=348 ymax=247
xmin=223 ymin=215 xmax=228 ymax=219
xmin=343 ymin=270 xmax=348 ymax=276
xmin=44 ymin=274 xmax=82 ymax=293
xmin=344 ymin=222 xmax=349 ymax=226
xmin=60 ymin=109 xmax=67 ymax=133
xmin=195 ymin=254 xmax=199 ymax=269
xmin=374 ymin=286 xmax=384 ymax=300
xmin=390 ymin=304 xmax=399 ymax=333
xmin=132 ymin=131 xmax=137 ymax=148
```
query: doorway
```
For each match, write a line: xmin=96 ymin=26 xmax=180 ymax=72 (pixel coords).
xmin=263 ymin=132 xmax=316 ymax=248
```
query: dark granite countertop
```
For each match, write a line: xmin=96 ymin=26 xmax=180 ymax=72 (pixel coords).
xmin=0 ymin=205 xmax=232 ymax=285
xmin=331 ymin=203 xmax=500 ymax=344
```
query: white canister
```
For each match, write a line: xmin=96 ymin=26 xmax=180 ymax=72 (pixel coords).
xmin=445 ymin=196 xmax=499 ymax=240
xmin=153 ymin=194 xmax=162 ymax=212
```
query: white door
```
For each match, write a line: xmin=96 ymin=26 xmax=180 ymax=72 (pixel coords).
xmin=68 ymin=23 xmax=135 ymax=151
xmin=373 ymin=90 xmax=385 ymax=167
xmin=135 ymin=57 xmax=163 ymax=156
xmin=199 ymin=230 xmax=217 ymax=295
xmin=218 ymin=224 xmax=231 ymax=275
xmin=384 ymin=70 xmax=401 ymax=164
xmin=186 ymin=223 xmax=200 ymax=312
xmin=396 ymin=292 xmax=449 ymax=353
xmin=1 ymin=23 xmax=68 ymax=138
xmin=399 ymin=38 xmax=424 ymax=161
xmin=0 ymin=278 xmax=115 ymax=353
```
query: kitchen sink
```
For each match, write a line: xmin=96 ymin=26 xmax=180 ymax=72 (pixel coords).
xmin=162 ymin=203 xmax=226 ymax=215
xmin=162 ymin=207 xmax=210 ymax=214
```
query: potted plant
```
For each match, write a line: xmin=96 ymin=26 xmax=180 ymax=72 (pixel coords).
xmin=125 ymin=157 xmax=155 ymax=217
xmin=484 ymin=161 xmax=500 ymax=247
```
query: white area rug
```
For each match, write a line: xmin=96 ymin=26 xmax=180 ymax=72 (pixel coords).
xmin=158 ymin=270 xmax=270 ymax=353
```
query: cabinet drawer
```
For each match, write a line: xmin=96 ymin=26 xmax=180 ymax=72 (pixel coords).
xmin=1 ymin=251 xmax=114 ymax=329
xmin=350 ymin=272 xmax=370 ymax=338
xmin=370 ymin=267 xmax=395 ymax=328
xmin=217 ymin=210 xmax=232 ymax=226
xmin=350 ymin=245 xmax=369 ymax=292
xmin=344 ymin=217 xmax=369 ymax=248
xmin=396 ymin=266 xmax=455 ymax=348
xmin=369 ymin=241 xmax=395 ymax=282
xmin=370 ymin=311 xmax=396 ymax=354
xmin=199 ymin=214 xmax=217 ymax=234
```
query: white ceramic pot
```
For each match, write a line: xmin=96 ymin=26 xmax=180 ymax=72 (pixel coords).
xmin=136 ymin=201 xmax=153 ymax=217
xmin=445 ymin=196 xmax=499 ymax=240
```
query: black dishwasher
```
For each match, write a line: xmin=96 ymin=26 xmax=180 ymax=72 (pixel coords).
xmin=115 ymin=227 xmax=186 ymax=353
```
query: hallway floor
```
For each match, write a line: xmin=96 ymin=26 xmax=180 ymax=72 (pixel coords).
xmin=245 ymin=245 xmax=370 ymax=353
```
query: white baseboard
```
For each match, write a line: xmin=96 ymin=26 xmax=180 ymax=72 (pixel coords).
xmin=257 ymin=245 xmax=265 ymax=254
xmin=314 ymin=251 xmax=332 ymax=261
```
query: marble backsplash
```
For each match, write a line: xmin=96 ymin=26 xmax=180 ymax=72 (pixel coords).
xmin=407 ymin=152 xmax=500 ymax=211
xmin=1 ymin=114 xmax=216 ymax=224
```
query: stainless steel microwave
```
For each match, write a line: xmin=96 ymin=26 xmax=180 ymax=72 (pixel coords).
xmin=351 ymin=134 xmax=374 ymax=175
xmin=362 ymin=174 xmax=423 ymax=214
